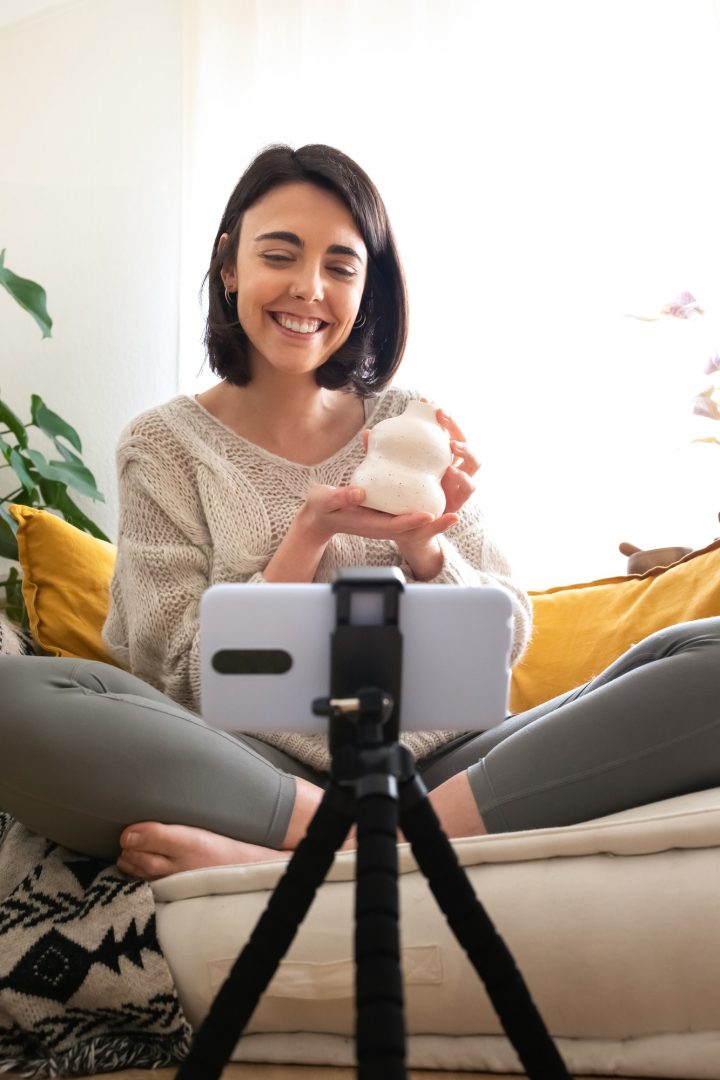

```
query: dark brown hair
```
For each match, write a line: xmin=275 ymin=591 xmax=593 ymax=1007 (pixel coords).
xmin=203 ymin=144 xmax=408 ymax=393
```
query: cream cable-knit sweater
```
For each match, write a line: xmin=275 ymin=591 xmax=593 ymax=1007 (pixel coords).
xmin=103 ymin=386 xmax=532 ymax=771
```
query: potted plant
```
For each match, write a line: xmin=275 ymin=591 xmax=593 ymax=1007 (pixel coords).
xmin=692 ymin=350 xmax=720 ymax=444
xmin=0 ymin=250 xmax=108 ymax=626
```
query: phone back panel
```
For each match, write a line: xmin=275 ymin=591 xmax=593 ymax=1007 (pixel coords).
xmin=200 ymin=582 xmax=513 ymax=733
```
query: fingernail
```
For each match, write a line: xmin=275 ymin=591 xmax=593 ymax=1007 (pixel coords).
xmin=123 ymin=831 xmax=138 ymax=848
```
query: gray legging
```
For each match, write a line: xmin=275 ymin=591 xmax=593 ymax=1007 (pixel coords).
xmin=1 ymin=617 xmax=719 ymax=861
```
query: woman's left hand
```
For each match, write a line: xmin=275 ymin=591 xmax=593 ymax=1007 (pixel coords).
xmin=434 ymin=406 xmax=480 ymax=514
xmin=360 ymin=404 xmax=480 ymax=580
xmin=361 ymin=406 xmax=480 ymax=516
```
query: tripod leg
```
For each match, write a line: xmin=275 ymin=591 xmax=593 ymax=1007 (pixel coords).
xmin=400 ymin=781 xmax=572 ymax=1080
xmin=354 ymin=779 xmax=406 ymax=1080
xmin=175 ymin=786 xmax=354 ymax=1080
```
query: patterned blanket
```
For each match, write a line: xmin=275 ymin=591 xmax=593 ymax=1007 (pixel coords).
xmin=0 ymin=812 xmax=193 ymax=1077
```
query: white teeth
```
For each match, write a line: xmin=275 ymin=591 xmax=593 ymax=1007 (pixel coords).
xmin=275 ymin=313 xmax=322 ymax=334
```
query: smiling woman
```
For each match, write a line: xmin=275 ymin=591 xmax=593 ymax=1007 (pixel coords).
xmin=0 ymin=144 xmax=719 ymax=901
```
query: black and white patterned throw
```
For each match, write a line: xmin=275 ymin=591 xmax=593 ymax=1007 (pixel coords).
xmin=0 ymin=813 xmax=193 ymax=1077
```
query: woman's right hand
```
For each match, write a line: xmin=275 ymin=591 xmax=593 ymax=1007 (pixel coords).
xmin=299 ymin=483 xmax=440 ymax=544
xmin=263 ymin=485 xmax=450 ymax=584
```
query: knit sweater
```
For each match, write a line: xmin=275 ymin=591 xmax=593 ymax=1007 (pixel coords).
xmin=103 ymin=386 xmax=532 ymax=771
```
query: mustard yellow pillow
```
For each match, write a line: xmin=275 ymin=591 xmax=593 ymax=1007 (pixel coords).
xmin=9 ymin=502 xmax=719 ymax=703
xmin=510 ymin=539 xmax=720 ymax=714
xmin=9 ymin=504 xmax=120 ymax=665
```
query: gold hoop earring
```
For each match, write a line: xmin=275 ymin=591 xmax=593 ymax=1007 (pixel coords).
xmin=354 ymin=309 xmax=366 ymax=328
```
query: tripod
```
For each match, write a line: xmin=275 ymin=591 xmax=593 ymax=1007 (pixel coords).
xmin=176 ymin=569 xmax=572 ymax=1080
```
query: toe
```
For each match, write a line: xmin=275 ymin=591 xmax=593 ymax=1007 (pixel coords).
xmin=120 ymin=821 xmax=155 ymax=849
xmin=117 ymin=850 xmax=174 ymax=881
xmin=120 ymin=821 xmax=179 ymax=853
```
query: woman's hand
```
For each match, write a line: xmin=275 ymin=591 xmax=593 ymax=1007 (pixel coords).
xmin=387 ymin=405 xmax=481 ymax=580
xmin=436 ymin=407 xmax=481 ymax=514
xmin=261 ymin=484 xmax=441 ymax=584
xmin=302 ymin=480 xmax=461 ymax=582
xmin=263 ymin=406 xmax=480 ymax=584
xmin=360 ymin=406 xmax=480 ymax=517
xmin=299 ymin=483 xmax=438 ymax=544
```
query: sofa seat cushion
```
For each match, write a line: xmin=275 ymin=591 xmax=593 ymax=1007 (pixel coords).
xmin=152 ymin=786 xmax=720 ymax=1078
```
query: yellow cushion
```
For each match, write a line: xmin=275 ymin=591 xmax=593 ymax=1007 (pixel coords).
xmin=9 ymin=504 xmax=120 ymax=666
xmin=510 ymin=539 xmax=720 ymax=714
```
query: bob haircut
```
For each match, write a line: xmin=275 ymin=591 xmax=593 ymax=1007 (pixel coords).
xmin=203 ymin=144 xmax=408 ymax=393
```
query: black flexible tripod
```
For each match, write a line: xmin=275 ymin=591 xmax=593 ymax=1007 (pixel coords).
xmin=176 ymin=568 xmax=572 ymax=1080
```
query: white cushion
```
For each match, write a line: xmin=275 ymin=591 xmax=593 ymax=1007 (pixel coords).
xmin=153 ymin=787 xmax=720 ymax=1078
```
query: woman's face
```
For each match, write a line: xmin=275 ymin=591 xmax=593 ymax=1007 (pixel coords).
xmin=221 ymin=182 xmax=368 ymax=380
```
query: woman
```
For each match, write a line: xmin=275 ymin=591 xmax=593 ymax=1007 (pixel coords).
xmin=2 ymin=144 xmax=719 ymax=879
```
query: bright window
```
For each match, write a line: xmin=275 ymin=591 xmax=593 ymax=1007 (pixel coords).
xmin=179 ymin=0 xmax=720 ymax=587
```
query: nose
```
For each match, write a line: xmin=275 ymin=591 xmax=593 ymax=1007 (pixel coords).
xmin=289 ymin=260 xmax=324 ymax=302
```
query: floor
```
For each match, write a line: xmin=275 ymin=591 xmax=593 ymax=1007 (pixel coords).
xmin=2 ymin=1070 xmax=537 ymax=1080
xmin=5 ymin=1065 xmax=543 ymax=1078
xmin=35 ymin=1069 xmax=662 ymax=1079
xmin=62 ymin=1071 xmax=528 ymax=1079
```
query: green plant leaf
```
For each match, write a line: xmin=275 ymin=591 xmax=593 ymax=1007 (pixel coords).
xmin=0 ymin=398 xmax=28 ymax=448
xmin=0 ymin=250 xmax=52 ymax=338
xmin=25 ymin=448 xmax=104 ymax=502
xmin=53 ymin=440 xmax=85 ymax=467
xmin=0 ymin=508 xmax=19 ymax=560
xmin=50 ymin=459 xmax=104 ymax=502
xmin=51 ymin=440 xmax=102 ymax=494
xmin=2 ymin=564 xmax=25 ymax=626
xmin=36 ymin=477 xmax=62 ymax=509
xmin=11 ymin=490 xmax=37 ymax=508
xmin=50 ymin=487 xmax=111 ymax=541
xmin=31 ymin=394 xmax=82 ymax=451
xmin=8 ymin=448 xmax=38 ymax=496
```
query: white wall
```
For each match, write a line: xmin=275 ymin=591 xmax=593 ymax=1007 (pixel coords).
xmin=179 ymin=0 xmax=720 ymax=589
xmin=2 ymin=0 xmax=718 ymax=587
xmin=0 ymin=0 xmax=183 ymax=542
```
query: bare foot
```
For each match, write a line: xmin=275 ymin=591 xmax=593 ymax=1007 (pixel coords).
xmin=116 ymin=778 xmax=359 ymax=881
xmin=116 ymin=822 xmax=292 ymax=880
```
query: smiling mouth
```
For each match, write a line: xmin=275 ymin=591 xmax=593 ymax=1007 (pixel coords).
xmin=270 ymin=312 xmax=327 ymax=335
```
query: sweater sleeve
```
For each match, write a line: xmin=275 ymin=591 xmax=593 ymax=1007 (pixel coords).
xmin=399 ymin=495 xmax=532 ymax=666
xmin=102 ymin=427 xmax=212 ymax=713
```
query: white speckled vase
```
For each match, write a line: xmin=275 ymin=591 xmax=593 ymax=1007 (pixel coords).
xmin=351 ymin=399 xmax=452 ymax=515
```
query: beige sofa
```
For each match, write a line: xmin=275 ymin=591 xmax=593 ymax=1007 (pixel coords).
xmin=153 ymin=786 xmax=720 ymax=1079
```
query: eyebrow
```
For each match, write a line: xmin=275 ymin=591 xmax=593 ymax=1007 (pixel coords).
xmin=254 ymin=231 xmax=364 ymax=262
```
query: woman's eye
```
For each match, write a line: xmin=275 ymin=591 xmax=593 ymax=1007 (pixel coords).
xmin=261 ymin=253 xmax=356 ymax=277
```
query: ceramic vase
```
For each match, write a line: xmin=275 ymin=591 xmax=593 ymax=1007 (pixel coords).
xmin=351 ymin=399 xmax=452 ymax=515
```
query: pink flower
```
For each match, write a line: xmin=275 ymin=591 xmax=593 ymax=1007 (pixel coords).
xmin=703 ymin=351 xmax=720 ymax=375
xmin=692 ymin=391 xmax=720 ymax=420
xmin=661 ymin=290 xmax=704 ymax=318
